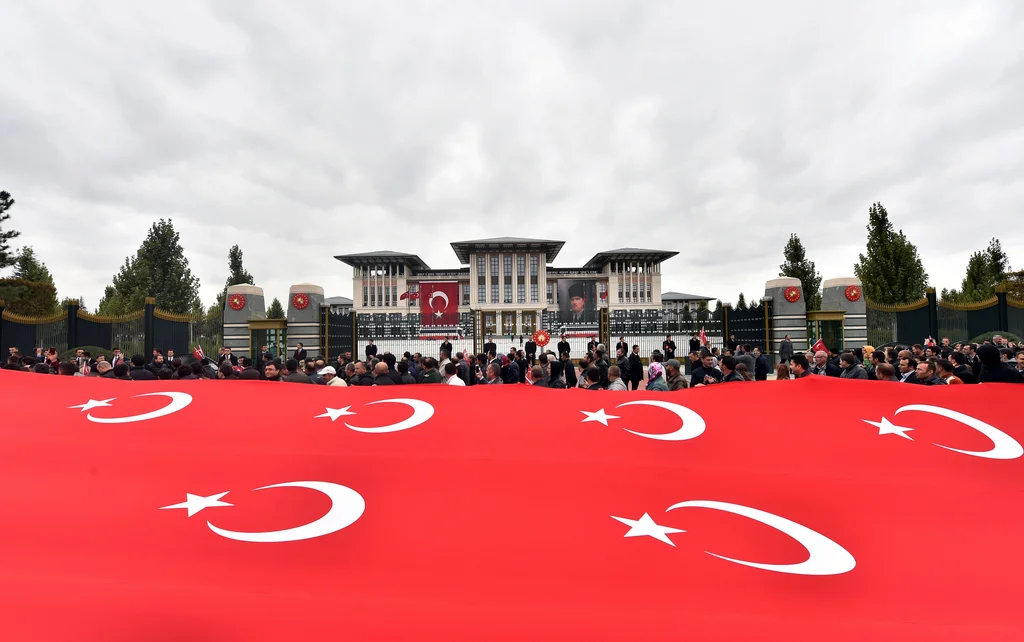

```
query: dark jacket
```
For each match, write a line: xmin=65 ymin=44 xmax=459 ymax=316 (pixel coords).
xmin=525 ymin=341 xmax=537 ymax=357
xmin=691 ymin=365 xmax=723 ymax=384
xmin=503 ymin=361 xmax=520 ymax=384
xmin=627 ymin=353 xmax=643 ymax=382
xmin=561 ymin=360 xmax=577 ymax=388
xmin=811 ymin=362 xmax=841 ymax=377
xmin=840 ymin=364 xmax=869 ymax=380
xmin=779 ymin=340 xmax=794 ymax=361
xmin=372 ymin=375 xmax=395 ymax=385
xmin=977 ymin=344 xmax=1022 ymax=383
xmin=721 ymin=370 xmax=745 ymax=383
xmin=365 ymin=344 xmax=378 ymax=359
xmin=284 ymin=371 xmax=312 ymax=383
xmin=400 ymin=372 xmax=416 ymax=385
xmin=483 ymin=342 xmax=497 ymax=356
xmin=129 ymin=366 xmax=156 ymax=380
xmin=754 ymin=355 xmax=770 ymax=381
xmin=953 ymin=364 xmax=977 ymax=384
xmin=918 ymin=374 xmax=947 ymax=386
xmin=293 ymin=348 xmax=307 ymax=361
xmin=616 ymin=355 xmax=631 ymax=381
xmin=440 ymin=341 xmax=453 ymax=357
xmin=616 ymin=341 xmax=630 ymax=355
xmin=557 ymin=341 xmax=570 ymax=357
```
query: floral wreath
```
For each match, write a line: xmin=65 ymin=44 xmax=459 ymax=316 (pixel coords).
xmin=533 ymin=329 xmax=551 ymax=347
xmin=291 ymin=293 xmax=310 ymax=310
xmin=228 ymin=294 xmax=246 ymax=310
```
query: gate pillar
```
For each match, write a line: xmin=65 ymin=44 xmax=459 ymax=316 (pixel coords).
xmin=822 ymin=277 xmax=867 ymax=350
xmin=765 ymin=277 xmax=807 ymax=356
xmin=224 ymin=285 xmax=266 ymax=359
xmin=287 ymin=284 xmax=325 ymax=358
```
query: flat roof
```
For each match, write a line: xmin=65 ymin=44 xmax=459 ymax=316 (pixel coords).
xmin=450 ymin=237 xmax=564 ymax=264
xmin=334 ymin=251 xmax=430 ymax=271
xmin=662 ymin=291 xmax=715 ymax=301
xmin=582 ymin=248 xmax=679 ymax=269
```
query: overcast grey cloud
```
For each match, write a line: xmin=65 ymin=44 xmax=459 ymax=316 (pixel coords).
xmin=2 ymin=0 xmax=1023 ymax=306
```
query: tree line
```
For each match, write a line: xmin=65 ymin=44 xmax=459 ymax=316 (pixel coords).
xmin=0 ymin=190 xmax=286 ymax=319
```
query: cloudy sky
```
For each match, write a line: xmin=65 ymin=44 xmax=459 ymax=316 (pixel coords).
xmin=3 ymin=0 xmax=1022 ymax=307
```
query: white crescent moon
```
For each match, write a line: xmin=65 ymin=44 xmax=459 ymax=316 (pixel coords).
xmin=345 ymin=399 xmax=435 ymax=433
xmin=429 ymin=290 xmax=449 ymax=310
xmin=895 ymin=404 xmax=1023 ymax=460
xmin=207 ymin=481 xmax=365 ymax=543
xmin=616 ymin=400 xmax=706 ymax=441
xmin=86 ymin=392 xmax=193 ymax=424
xmin=668 ymin=500 xmax=856 ymax=576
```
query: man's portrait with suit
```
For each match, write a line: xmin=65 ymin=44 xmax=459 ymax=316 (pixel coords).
xmin=557 ymin=279 xmax=597 ymax=325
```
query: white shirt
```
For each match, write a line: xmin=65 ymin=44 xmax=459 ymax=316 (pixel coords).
xmin=446 ymin=375 xmax=466 ymax=386
xmin=326 ymin=377 xmax=348 ymax=387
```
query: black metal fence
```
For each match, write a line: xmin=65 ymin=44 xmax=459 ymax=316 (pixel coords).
xmin=868 ymin=288 xmax=1019 ymax=346
xmin=0 ymin=298 xmax=213 ymax=359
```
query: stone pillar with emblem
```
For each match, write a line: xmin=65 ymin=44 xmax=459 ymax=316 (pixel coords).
xmin=765 ymin=277 xmax=808 ymax=355
xmin=286 ymin=283 xmax=325 ymax=359
xmin=224 ymin=285 xmax=266 ymax=359
xmin=821 ymin=277 xmax=867 ymax=349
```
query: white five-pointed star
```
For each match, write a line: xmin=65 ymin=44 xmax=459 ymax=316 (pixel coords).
xmin=611 ymin=512 xmax=686 ymax=546
xmin=435 ymin=310 xmax=443 ymax=318
xmin=159 ymin=491 xmax=233 ymax=517
xmin=69 ymin=398 xmax=116 ymax=412
xmin=581 ymin=408 xmax=620 ymax=426
xmin=863 ymin=416 xmax=915 ymax=440
xmin=316 ymin=406 xmax=357 ymax=422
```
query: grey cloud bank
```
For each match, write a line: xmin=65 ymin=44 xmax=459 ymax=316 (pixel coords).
xmin=2 ymin=0 xmax=1022 ymax=306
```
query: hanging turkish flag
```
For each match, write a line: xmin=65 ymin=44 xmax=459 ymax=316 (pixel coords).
xmin=419 ymin=281 xmax=459 ymax=327
xmin=2 ymin=372 xmax=1024 ymax=640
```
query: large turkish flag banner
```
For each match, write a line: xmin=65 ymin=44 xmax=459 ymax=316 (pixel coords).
xmin=1 ymin=371 xmax=1023 ymax=641
xmin=419 ymin=280 xmax=459 ymax=327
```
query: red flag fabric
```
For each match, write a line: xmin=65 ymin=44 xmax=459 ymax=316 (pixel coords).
xmin=399 ymin=291 xmax=409 ymax=300
xmin=419 ymin=281 xmax=459 ymax=326
xmin=2 ymin=372 xmax=1023 ymax=640
xmin=812 ymin=338 xmax=827 ymax=354
xmin=699 ymin=326 xmax=708 ymax=346
xmin=193 ymin=345 xmax=204 ymax=361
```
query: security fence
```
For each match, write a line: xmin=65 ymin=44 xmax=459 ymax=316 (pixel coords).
xmin=867 ymin=287 xmax=1017 ymax=347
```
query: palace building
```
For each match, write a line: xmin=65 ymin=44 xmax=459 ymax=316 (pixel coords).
xmin=335 ymin=237 xmax=679 ymax=337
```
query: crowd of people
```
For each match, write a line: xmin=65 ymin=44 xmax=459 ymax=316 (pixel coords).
xmin=4 ymin=333 xmax=1022 ymax=388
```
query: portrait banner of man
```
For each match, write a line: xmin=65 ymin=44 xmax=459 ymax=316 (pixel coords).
xmin=557 ymin=279 xmax=598 ymax=326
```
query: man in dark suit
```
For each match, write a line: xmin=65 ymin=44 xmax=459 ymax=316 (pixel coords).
xmin=689 ymin=335 xmax=700 ymax=354
xmin=557 ymin=334 xmax=570 ymax=358
xmin=365 ymin=340 xmax=378 ymax=360
xmin=440 ymin=336 xmax=453 ymax=359
xmin=110 ymin=348 xmax=125 ymax=369
xmin=483 ymin=336 xmax=496 ymax=357
xmin=662 ymin=335 xmax=677 ymax=360
xmin=524 ymin=337 xmax=537 ymax=365
xmin=627 ymin=345 xmax=643 ymax=390
xmin=293 ymin=343 xmax=307 ymax=361
xmin=587 ymin=336 xmax=599 ymax=353
xmin=616 ymin=336 xmax=629 ymax=356
xmin=564 ymin=282 xmax=593 ymax=323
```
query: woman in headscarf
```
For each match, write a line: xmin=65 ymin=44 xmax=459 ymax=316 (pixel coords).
xmin=645 ymin=361 xmax=669 ymax=391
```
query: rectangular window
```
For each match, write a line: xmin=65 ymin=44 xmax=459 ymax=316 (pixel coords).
xmin=477 ymin=256 xmax=486 ymax=277
xmin=517 ymin=256 xmax=525 ymax=276
xmin=517 ymin=283 xmax=525 ymax=304
xmin=393 ymin=286 xmax=398 ymax=306
xmin=599 ymin=282 xmax=607 ymax=303
xmin=547 ymin=283 xmax=554 ymax=305
xmin=530 ymin=255 xmax=538 ymax=277
xmin=399 ymin=264 xmax=405 ymax=276
xmin=633 ymin=285 xmax=638 ymax=302
xmin=491 ymin=256 xmax=499 ymax=277
xmin=363 ymin=286 xmax=368 ymax=307
xmin=479 ymin=284 xmax=486 ymax=303
xmin=647 ymin=283 xmax=652 ymax=302
xmin=370 ymin=287 xmax=376 ymax=306
xmin=385 ymin=288 xmax=390 ymax=306
xmin=491 ymin=284 xmax=499 ymax=304
xmin=504 ymin=256 xmax=512 ymax=277
xmin=462 ymin=284 xmax=470 ymax=305
xmin=504 ymin=283 xmax=513 ymax=304
xmin=618 ymin=284 xmax=623 ymax=303
xmin=625 ymin=288 xmax=630 ymax=303
xmin=530 ymin=283 xmax=538 ymax=303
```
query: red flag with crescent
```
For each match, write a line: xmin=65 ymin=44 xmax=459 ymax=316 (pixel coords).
xmin=2 ymin=372 xmax=1024 ymax=639
xmin=419 ymin=281 xmax=459 ymax=327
